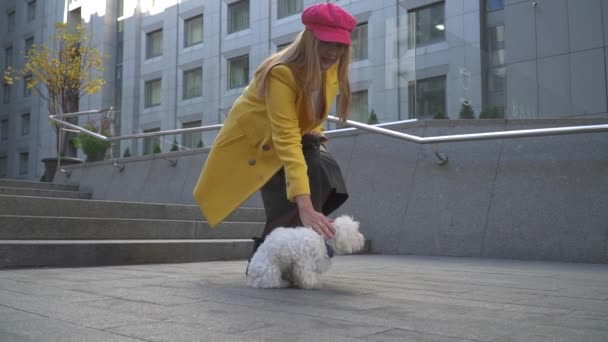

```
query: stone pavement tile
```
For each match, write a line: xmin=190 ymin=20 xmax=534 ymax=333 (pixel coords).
xmin=360 ymin=328 xmax=477 ymax=342
xmin=1 ymin=255 xmax=607 ymax=342
xmin=107 ymin=321 xmax=269 ymax=342
xmin=0 ymin=277 xmax=111 ymax=303
xmin=0 ymin=289 xmax=158 ymax=330
xmin=0 ymin=306 xmax=142 ymax=342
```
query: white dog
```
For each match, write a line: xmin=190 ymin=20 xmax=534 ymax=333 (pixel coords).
xmin=246 ymin=215 xmax=365 ymax=289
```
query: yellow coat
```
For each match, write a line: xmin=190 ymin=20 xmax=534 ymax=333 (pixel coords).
xmin=193 ymin=64 xmax=339 ymax=227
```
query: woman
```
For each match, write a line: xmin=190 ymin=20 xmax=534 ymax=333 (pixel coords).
xmin=193 ymin=3 xmax=356 ymax=254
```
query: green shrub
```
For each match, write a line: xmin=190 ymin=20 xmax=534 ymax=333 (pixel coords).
xmin=74 ymin=122 xmax=110 ymax=162
xmin=459 ymin=101 xmax=475 ymax=119
xmin=122 ymin=147 xmax=131 ymax=158
xmin=433 ymin=111 xmax=447 ymax=119
xmin=367 ymin=109 xmax=379 ymax=124
xmin=170 ymin=139 xmax=179 ymax=152
xmin=153 ymin=144 xmax=161 ymax=154
xmin=196 ymin=140 xmax=204 ymax=148
xmin=479 ymin=106 xmax=503 ymax=119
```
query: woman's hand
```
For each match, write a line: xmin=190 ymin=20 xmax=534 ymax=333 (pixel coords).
xmin=295 ymin=195 xmax=335 ymax=239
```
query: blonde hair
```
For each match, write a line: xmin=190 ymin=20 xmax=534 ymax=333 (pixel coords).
xmin=253 ymin=30 xmax=351 ymax=122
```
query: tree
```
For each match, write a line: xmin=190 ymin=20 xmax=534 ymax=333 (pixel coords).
xmin=170 ymin=138 xmax=179 ymax=152
xmin=4 ymin=22 xmax=106 ymax=157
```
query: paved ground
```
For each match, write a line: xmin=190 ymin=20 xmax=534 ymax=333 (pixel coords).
xmin=0 ymin=255 xmax=607 ymax=342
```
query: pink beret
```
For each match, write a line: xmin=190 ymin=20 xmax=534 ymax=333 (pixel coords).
xmin=301 ymin=3 xmax=357 ymax=46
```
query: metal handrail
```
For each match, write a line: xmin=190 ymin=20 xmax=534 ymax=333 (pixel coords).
xmin=50 ymin=109 xmax=608 ymax=172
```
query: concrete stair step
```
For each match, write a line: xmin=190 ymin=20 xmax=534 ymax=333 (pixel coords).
xmin=0 ymin=187 xmax=92 ymax=199
xmin=0 ymin=215 xmax=264 ymax=240
xmin=0 ymin=195 xmax=266 ymax=222
xmin=0 ymin=179 xmax=79 ymax=192
xmin=0 ymin=239 xmax=372 ymax=268
xmin=0 ymin=239 xmax=253 ymax=267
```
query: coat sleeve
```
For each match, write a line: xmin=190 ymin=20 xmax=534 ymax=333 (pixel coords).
xmin=266 ymin=65 xmax=310 ymax=201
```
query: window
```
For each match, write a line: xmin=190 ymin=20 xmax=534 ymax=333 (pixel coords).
xmin=144 ymin=78 xmax=162 ymax=107
xmin=2 ymin=84 xmax=10 ymax=104
xmin=143 ymin=128 xmax=160 ymax=155
xmin=146 ymin=29 xmax=163 ymax=59
xmin=487 ymin=26 xmax=505 ymax=115
xmin=0 ymin=156 xmax=6 ymax=178
xmin=4 ymin=46 xmax=12 ymax=69
xmin=487 ymin=0 xmax=504 ymax=12
xmin=21 ymin=113 xmax=30 ymax=136
xmin=184 ymin=15 xmax=203 ymax=47
xmin=19 ymin=152 xmax=28 ymax=175
xmin=276 ymin=42 xmax=292 ymax=52
xmin=228 ymin=55 xmax=249 ymax=89
xmin=0 ymin=119 xmax=8 ymax=140
xmin=350 ymin=90 xmax=369 ymax=123
xmin=182 ymin=120 xmax=201 ymax=149
xmin=7 ymin=11 xmax=15 ymax=32
xmin=23 ymin=75 xmax=32 ymax=97
xmin=278 ymin=0 xmax=302 ymax=19
xmin=409 ymin=76 xmax=446 ymax=118
xmin=352 ymin=22 xmax=368 ymax=61
xmin=408 ymin=2 xmax=445 ymax=48
xmin=183 ymin=67 xmax=202 ymax=99
xmin=27 ymin=1 xmax=36 ymax=22
xmin=25 ymin=37 xmax=34 ymax=56
xmin=228 ymin=0 xmax=249 ymax=34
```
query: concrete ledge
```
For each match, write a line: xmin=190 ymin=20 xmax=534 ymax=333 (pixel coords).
xmin=0 ymin=239 xmax=253 ymax=267
xmin=53 ymin=118 xmax=608 ymax=263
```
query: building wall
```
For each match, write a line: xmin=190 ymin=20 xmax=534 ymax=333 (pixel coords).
xmin=1 ymin=0 xmax=607 ymax=181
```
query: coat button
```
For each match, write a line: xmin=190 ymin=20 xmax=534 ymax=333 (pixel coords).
xmin=248 ymin=159 xmax=256 ymax=166
xmin=262 ymin=144 xmax=270 ymax=151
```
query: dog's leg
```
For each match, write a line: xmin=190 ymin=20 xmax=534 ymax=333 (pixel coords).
xmin=291 ymin=261 xmax=318 ymax=289
xmin=247 ymin=261 xmax=285 ymax=289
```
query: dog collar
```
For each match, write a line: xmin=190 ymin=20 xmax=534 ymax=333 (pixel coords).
xmin=325 ymin=241 xmax=334 ymax=258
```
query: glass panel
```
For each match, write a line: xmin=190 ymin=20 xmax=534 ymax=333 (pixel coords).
xmin=19 ymin=152 xmax=29 ymax=175
xmin=143 ymin=128 xmax=160 ymax=155
xmin=352 ymin=23 xmax=368 ymax=61
xmin=23 ymin=75 xmax=32 ymax=97
xmin=7 ymin=11 xmax=15 ymax=32
xmin=27 ymin=1 xmax=36 ymax=22
xmin=0 ymin=156 xmax=6 ymax=178
xmin=414 ymin=76 xmax=446 ymax=118
xmin=0 ymin=119 xmax=8 ymax=140
xmin=146 ymin=29 xmax=163 ymax=59
xmin=409 ymin=2 xmax=445 ymax=47
xmin=25 ymin=38 xmax=34 ymax=56
xmin=183 ymin=67 xmax=202 ymax=99
xmin=350 ymin=90 xmax=369 ymax=123
xmin=185 ymin=15 xmax=203 ymax=47
xmin=145 ymin=79 xmax=161 ymax=107
xmin=21 ymin=114 xmax=30 ymax=136
xmin=277 ymin=0 xmax=302 ymax=19
xmin=487 ymin=0 xmax=505 ymax=12
xmin=4 ymin=46 xmax=12 ymax=69
xmin=2 ymin=85 xmax=10 ymax=104
xmin=182 ymin=120 xmax=202 ymax=149
xmin=228 ymin=0 xmax=249 ymax=34
xmin=228 ymin=55 xmax=249 ymax=89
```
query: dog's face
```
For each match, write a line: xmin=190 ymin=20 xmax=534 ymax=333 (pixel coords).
xmin=329 ymin=215 xmax=365 ymax=255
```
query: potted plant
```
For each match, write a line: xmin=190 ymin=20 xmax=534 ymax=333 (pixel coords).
xmin=4 ymin=22 xmax=106 ymax=181
xmin=74 ymin=117 xmax=111 ymax=162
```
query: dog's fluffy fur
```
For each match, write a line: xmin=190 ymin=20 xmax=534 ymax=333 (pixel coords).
xmin=246 ymin=215 xmax=365 ymax=289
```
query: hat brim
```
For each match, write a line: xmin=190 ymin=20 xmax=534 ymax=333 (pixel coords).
xmin=309 ymin=26 xmax=352 ymax=46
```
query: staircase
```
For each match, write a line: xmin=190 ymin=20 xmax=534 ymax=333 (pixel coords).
xmin=0 ymin=179 xmax=265 ymax=268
